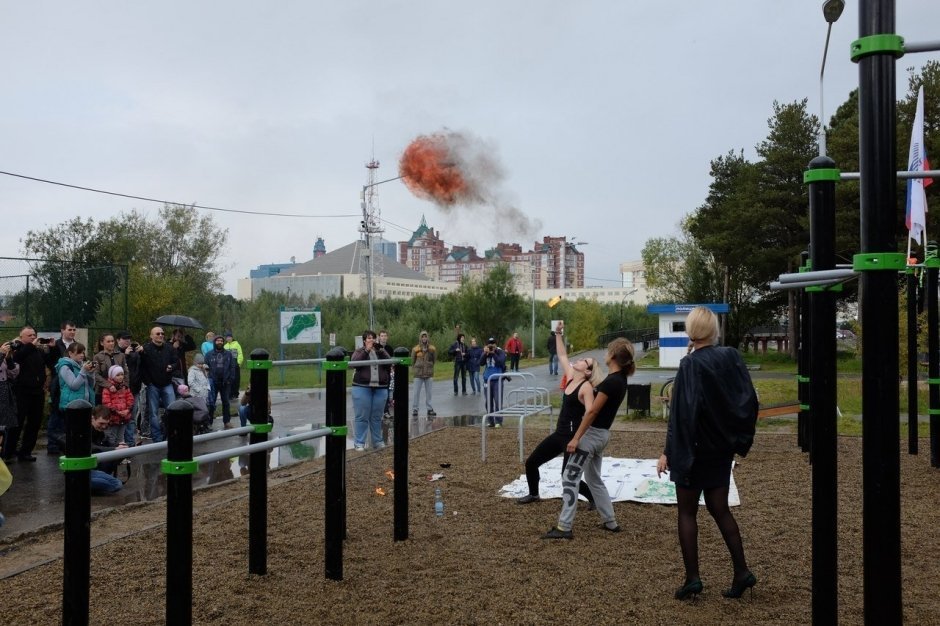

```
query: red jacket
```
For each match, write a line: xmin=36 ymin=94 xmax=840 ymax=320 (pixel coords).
xmin=505 ymin=337 xmax=523 ymax=355
xmin=102 ymin=384 xmax=135 ymax=425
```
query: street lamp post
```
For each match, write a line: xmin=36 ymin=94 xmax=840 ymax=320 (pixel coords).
xmin=530 ymin=264 xmax=536 ymax=359
xmin=817 ymin=0 xmax=845 ymax=156
xmin=565 ymin=237 xmax=589 ymax=289
xmin=360 ymin=174 xmax=402 ymax=330
xmin=619 ymin=288 xmax=639 ymax=330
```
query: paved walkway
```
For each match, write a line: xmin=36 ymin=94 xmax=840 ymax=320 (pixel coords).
xmin=0 ymin=348 xmax=675 ymax=542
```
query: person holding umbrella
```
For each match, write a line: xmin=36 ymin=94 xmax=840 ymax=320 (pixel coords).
xmin=169 ymin=328 xmax=196 ymax=383
xmin=153 ymin=314 xmax=202 ymax=384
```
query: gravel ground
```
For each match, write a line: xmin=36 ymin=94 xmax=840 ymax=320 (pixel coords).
xmin=2 ymin=428 xmax=938 ymax=624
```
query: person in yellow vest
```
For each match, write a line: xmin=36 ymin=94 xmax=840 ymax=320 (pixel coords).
xmin=223 ymin=331 xmax=244 ymax=399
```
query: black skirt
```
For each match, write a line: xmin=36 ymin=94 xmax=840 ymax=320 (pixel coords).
xmin=672 ymin=454 xmax=733 ymax=491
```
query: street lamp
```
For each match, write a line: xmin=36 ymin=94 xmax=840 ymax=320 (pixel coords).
xmin=564 ymin=238 xmax=589 ymax=289
xmin=619 ymin=288 xmax=639 ymax=331
xmin=360 ymin=174 xmax=402 ymax=329
xmin=529 ymin=263 xmax=537 ymax=359
xmin=817 ymin=0 xmax=845 ymax=156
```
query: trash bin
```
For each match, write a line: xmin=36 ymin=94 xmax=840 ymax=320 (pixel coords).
xmin=627 ymin=383 xmax=651 ymax=412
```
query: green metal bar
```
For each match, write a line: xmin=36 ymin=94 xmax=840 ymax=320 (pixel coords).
xmin=853 ymin=252 xmax=908 ymax=271
xmin=161 ymin=459 xmax=199 ymax=475
xmin=58 ymin=456 xmax=98 ymax=472
xmin=803 ymin=168 xmax=841 ymax=184
xmin=850 ymin=34 xmax=905 ymax=62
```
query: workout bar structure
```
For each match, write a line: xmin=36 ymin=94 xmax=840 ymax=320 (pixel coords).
xmin=787 ymin=3 xmax=938 ymax=620
xmin=806 ymin=155 xmax=839 ymax=624
xmin=58 ymin=346 xmax=370 ymax=624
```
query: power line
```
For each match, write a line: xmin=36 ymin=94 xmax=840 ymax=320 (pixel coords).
xmin=0 ymin=169 xmax=359 ymax=219
xmin=1 ymin=169 xmax=629 ymax=282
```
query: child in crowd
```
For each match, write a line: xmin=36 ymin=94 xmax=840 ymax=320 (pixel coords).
xmin=102 ymin=365 xmax=135 ymax=445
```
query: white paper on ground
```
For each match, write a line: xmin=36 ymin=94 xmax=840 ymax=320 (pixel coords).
xmin=498 ymin=457 xmax=740 ymax=507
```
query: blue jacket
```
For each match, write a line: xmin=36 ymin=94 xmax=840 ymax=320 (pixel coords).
xmin=205 ymin=346 xmax=235 ymax=383
xmin=56 ymin=357 xmax=95 ymax=410
xmin=466 ymin=345 xmax=484 ymax=372
xmin=481 ymin=346 xmax=507 ymax=381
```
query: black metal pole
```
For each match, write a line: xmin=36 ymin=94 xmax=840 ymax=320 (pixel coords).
xmin=165 ymin=400 xmax=193 ymax=626
xmin=324 ymin=347 xmax=347 ymax=581
xmin=62 ymin=399 xmax=92 ymax=626
xmin=857 ymin=1 xmax=902 ymax=621
xmin=806 ymin=156 xmax=839 ymax=624
xmin=248 ymin=349 xmax=271 ymax=576
xmin=798 ymin=250 xmax=811 ymax=454
xmin=907 ymin=269 xmax=919 ymax=455
xmin=393 ymin=347 xmax=411 ymax=541
xmin=928 ymin=262 xmax=939 ymax=467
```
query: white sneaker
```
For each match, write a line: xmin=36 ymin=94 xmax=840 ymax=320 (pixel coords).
xmin=354 ymin=445 xmax=365 ymax=452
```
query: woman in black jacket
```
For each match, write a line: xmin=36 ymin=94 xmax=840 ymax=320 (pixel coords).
xmin=350 ymin=330 xmax=391 ymax=451
xmin=657 ymin=307 xmax=759 ymax=601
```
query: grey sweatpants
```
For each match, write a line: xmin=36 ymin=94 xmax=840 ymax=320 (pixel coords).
xmin=413 ymin=377 xmax=434 ymax=411
xmin=556 ymin=426 xmax=616 ymax=532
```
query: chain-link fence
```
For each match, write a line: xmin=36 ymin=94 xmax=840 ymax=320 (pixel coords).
xmin=0 ymin=256 xmax=128 ymax=335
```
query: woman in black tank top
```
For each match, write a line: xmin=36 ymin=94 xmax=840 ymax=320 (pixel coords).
xmin=516 ymin=324 xmax=603 ymax=505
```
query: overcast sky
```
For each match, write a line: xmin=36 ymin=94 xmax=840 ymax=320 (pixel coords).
xmin=2 ymin=1 xmax=939 ymax=295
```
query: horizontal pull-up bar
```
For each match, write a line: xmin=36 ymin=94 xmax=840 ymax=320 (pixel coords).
xmin=776 ymin=268 xmax=859 ymax=284
xmin=904 ymin=40 xmax=940 ymax=54
xmin=770 ymin=278 xmax=850 ymax=291
xmin=770 ymin=268 xmax=859 ymax=291
xmin=840 ymin=169 xmax=940 ymax=181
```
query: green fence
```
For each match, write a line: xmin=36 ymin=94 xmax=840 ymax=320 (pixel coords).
xmin=0 ymin=256 xmax=128 ymax=335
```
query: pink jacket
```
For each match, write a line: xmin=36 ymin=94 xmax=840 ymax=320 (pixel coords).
xmin=102 ymin=384 xmax=135 ymax=425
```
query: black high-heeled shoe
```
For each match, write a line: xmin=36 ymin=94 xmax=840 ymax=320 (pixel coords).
xmin=674 ymin=578 xmax=703 ymax=600
xmin=722 ymin=572 xmax=757 ymax=598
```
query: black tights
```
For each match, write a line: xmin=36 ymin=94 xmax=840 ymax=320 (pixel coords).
xmin=524 ymin=431 xmax=594 ymax=503
xmin=676 ymin=484 xmax=748 ymax=583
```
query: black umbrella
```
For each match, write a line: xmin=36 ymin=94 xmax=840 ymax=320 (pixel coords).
xmin=154 ymin=314 xmax=205 ymax=330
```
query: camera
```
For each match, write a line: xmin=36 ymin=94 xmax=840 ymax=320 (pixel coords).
xmin=36 ymin=337 xmax=51 ymax=345
xmin=130 ymin=342 xmax=140 ymax=349
xmin=8 ymin=339 xmax=23 ymax=350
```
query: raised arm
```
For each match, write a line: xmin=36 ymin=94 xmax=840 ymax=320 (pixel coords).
xmin=555 ymin=321 xmax=571 ymax=374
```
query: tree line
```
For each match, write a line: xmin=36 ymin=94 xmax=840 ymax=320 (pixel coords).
xmin=642 ymin=61 xmax=940 ymax=351
xmin=6 ymin=210 xmax=655 ymax=357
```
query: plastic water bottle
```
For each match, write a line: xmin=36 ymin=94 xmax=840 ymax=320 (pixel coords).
xmin=434 ymin=487 xmax=444 ymax=517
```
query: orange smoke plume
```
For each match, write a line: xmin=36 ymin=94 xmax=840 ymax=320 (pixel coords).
xmin=399 ymin=132 xmax=471 ymax=206
xmin=398 ymin=129 xmax=544 ymax=238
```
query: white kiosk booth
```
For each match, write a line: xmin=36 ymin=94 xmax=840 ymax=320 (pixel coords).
xmin=647 ymin=303 xmax=730 ymax=368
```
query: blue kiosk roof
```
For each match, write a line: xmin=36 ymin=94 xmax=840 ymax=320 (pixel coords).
xmin=646 ymin=303 xmax=730 ymax=314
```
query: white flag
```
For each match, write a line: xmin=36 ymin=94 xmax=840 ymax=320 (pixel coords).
xmin=905 ymin=86 xmax=929 ymax=245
